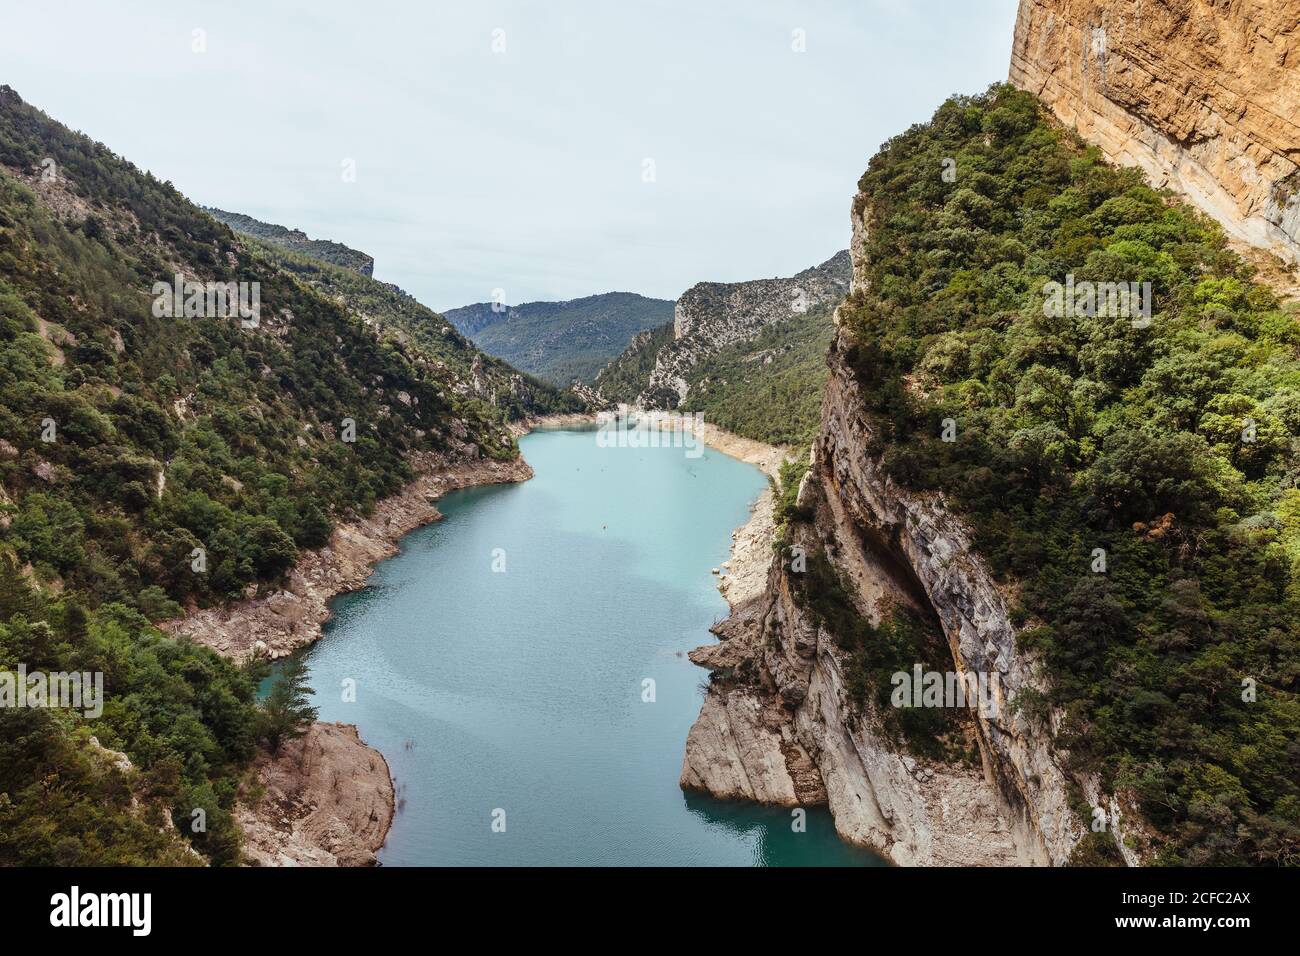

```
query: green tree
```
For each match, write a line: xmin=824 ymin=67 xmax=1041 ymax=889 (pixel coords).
xmin=259 ymin=656 xmax=318 ymax=753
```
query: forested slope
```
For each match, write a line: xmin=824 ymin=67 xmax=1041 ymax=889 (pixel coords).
xmin=0 ymin=84 xmax=565 ymax=864
xmin=841 ymin=85 xmax=1300 ymax=863
xmin=204 ymin=207 xmax=375 ymax=276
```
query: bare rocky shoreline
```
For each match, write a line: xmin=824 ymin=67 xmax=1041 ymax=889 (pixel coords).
xmin=702 ymin=427 xmax=790 ymax=608
xmin=161 ymin=450 xmax=534 ymax=662
xmin=235 ymin=722 xmax=396 ymax=867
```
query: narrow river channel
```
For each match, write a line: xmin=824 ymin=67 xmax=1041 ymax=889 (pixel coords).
xmin=296 ymin=428 xmax=883 ymax=865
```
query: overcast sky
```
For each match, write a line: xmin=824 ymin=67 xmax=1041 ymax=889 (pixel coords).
xmin=1 ymin=0 xmax=1020 ymax=311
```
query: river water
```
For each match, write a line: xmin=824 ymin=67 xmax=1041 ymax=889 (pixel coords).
xmin=296 ymin=427 xmax=882 ymax=866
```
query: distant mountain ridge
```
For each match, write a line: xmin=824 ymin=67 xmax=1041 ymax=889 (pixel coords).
xmin=444 ymin=291 xmax=674 ymax=386
xmin=204 ymin=207 xmax=376 ymax=277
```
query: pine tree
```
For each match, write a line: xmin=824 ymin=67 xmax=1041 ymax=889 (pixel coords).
xmin=259 ymin=656 xmax=318 ymax=753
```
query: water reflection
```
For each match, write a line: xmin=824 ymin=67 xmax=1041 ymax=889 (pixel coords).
xmin=681 ymin=791 xmax=885 ymax=867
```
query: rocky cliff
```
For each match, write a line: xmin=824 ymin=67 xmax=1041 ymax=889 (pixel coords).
xmin=680 ymin=196 xmax=1157 ymax=866
xmin=598 ymin=252 xmax=850 ymax=409
xmin=681 ymin=1 xmax=1299 ymax=868
xmin=683 ymin=341 xmax=1070 ymax=863
xmin=1009 ymin=0 xmax=1300 ymax=266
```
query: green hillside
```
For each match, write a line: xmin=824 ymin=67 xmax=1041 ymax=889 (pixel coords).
xmin=593 ymin=322 xmax=675 ymax=407
xmin=0 ymin=84 xmax=565 ymax=864
xmin=203 ymin=207 xmax=376 ymax=276
xmin=680 ymin=302 xmax=836 ymax=446
xmin=596 ymin=303 xmax=838 ymax=447
xmin=232 ymin=236 xmax=584 ymax=423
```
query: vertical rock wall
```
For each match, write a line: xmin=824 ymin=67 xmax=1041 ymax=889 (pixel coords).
xmin=1009 ymin=0 xmax=1300 ymax=265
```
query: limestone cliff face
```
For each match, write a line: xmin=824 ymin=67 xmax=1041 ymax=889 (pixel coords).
xmin=682 ymin=333 xmax=1074 ymax=864
xmin=680 ymin=195 xmax=1159 ymax=866
xmin=1009 ymin=0 xmax=1300 ymax=265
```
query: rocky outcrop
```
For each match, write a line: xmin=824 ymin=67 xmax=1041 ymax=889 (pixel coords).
xmin=606 ymin=252 xmax=850 ymax=408
xmin=1009 ymin=0 xmax=1300 ymax=266
xmin=681 ymin=431 xmax=822 ymax=808
xmin=680 ymin=675 xmax=827 ymax=806
xmin=163 ymin=450 xmax=532 ymax=661
xmin=680 ymin=361 xmax=1059 ymax=863
xmin=236 ymin=722 xmax=394 ymax=866
xmin=802 ymin=328 xmax=1081 ymax=864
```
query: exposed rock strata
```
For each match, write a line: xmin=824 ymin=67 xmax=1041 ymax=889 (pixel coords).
xmin=686 ymin=469 xmax=1038 ymax=859
xmin=811 ymin=330 xmax=1081 ymax=864
xmin=235 ymin=722 xmax=394 ymax=866
xmin=1009 ymin=0 xmax=1300 ymax=266
xmin=680 ymin=328 xmax=1082 ymax=863
xmin=635 ymin=252 xmax=851 ymax=407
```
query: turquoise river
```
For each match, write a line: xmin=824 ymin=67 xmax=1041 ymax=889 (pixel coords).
xmin=295 ymin=427 xmax=883 ymax=866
